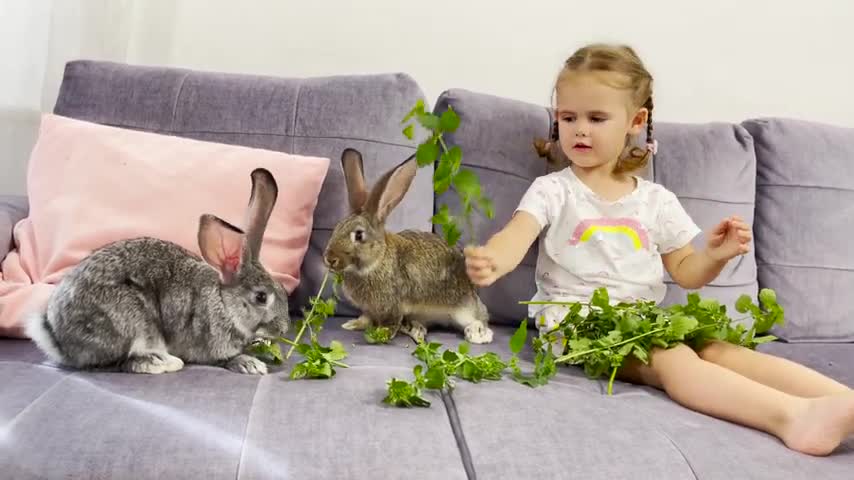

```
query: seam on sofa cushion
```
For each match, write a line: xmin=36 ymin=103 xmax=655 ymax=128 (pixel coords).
xmin=757 ymin=183 xmax=854 ymax=193
xmin=170 ymin=73 xmax=191 ymax=131
xmin=756 ymin=262 xmax=854 ymax=273
xmin=291 ymin=80 xmax=302 ymax=152
xmin=87 ymin=121 xmax=418 ymax=148
xmin=440 ymin=391 xmax=477 ymax=480
xmin=1 ymin=369 xmax=71 ymax=433
xmin=235 ymin=375 xmax=265 ymax=480
xmin=654 ymin=427 xmax=700 ymax=480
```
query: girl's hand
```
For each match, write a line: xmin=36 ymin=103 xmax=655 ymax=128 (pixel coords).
xmin=705 ymin=215 xmax=752 ymax=262
xmin=464 ymin=245 xmax=500 ymax=287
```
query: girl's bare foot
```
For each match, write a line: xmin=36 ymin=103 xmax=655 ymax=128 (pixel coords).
xmin=783 ymin=391 xmax=854 ymax=456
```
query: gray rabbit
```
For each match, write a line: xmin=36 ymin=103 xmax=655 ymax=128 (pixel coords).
xmin=323 ymin=148 xmax=492 ymax=344
xmin=26 ymin=168 xmax=290 ymax=375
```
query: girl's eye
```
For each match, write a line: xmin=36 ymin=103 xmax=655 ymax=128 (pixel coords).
xmin=561 ymin=117 xmax=575 ymax=123
xmin=351 ymin=229 xmax=365 ymax=242
xmin=591 ymin=117 xmax=607 ymax=123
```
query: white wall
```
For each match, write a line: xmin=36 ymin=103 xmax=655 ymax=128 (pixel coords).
xmin=3 ymin=0 xmax=854 ymax=195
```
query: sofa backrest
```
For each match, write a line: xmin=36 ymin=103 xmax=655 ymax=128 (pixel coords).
xmin=433 ymin=88 xmax=759 ymax=326
xmin=52 ymin=60 xmax=432 ymax=314
xmin=743 ymin=118 xmax=854 ymax=342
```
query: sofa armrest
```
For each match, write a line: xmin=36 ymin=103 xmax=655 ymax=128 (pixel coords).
xmin=0 ymin=195 xmax=29 ymax=262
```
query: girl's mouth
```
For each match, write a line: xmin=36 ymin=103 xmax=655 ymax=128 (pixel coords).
xmin=572 ymin=143 xmax=592 ymax=151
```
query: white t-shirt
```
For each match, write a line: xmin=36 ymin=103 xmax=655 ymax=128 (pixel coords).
xmin=516 ymin=167 xmax=702 ymax=330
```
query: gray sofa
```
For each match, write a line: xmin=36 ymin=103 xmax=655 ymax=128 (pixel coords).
xmin=1 ymin=60 xmax=852 ymax=479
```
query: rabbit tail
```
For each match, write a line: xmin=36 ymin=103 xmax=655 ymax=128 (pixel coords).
xmin=25 ymin=311 xmax=65 ymax=365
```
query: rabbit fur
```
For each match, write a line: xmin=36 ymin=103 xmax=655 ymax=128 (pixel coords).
xmin=323 ymin=148 xmax=492 ymax=344
xmin=26 ymin=168 xmax=290 ymax=375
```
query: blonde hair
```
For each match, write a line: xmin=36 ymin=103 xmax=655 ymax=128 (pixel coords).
xmin=534 ymin=43 xmax=655 ymax=175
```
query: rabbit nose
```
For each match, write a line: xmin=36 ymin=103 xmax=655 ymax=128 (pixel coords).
xmin=324 ymin=253 xmax=340 ymax=269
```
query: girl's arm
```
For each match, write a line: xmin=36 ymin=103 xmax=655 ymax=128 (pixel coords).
xmin=662 ymin=244 xmax=728 ymax=290
xmin=464 ymin=211 xmax=542 ymax=287
xmin=662 ymin=215 xmax=752 ymax=290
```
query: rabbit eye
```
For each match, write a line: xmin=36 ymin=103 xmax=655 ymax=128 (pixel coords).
xmin=351 ymin=229 xmax=365 ymax=242
xmin=254 ymin=291 xmax=268 ymax=304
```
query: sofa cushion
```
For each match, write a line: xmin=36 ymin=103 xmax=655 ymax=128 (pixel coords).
xmin=0 ymin=322 xmax=469 ymax=479
xmin=653 ymin=121 xmax=759 ymax=318
xmin=52 ymin=60 xmax=431 ymax=316
xmin=446 ymin=326 xmax=854 ymax=479
xmin=743 ymin=118 xmax=854 ymax=342
xmin=433 ymin=88 xmax=758 ymax=325
xmin=0 ymin=113 xmax=329 ymax=338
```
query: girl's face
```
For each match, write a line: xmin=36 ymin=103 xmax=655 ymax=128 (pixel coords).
xmin=555 ymin=72 xmax=648 ymax=173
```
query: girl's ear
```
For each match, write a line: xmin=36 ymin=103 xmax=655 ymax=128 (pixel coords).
xmin=628 ymin=107 xmax=649 ymax=135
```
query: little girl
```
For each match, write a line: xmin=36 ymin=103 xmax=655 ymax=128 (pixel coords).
xmin=464 ymin=43 xmax=854 ymax=457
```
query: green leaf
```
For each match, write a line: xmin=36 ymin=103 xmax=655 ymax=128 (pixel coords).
xmin=383 ymin=378 xmax=431 ymax=408
xmin=632 ymin=345 xmax=650 ymax=364
xmin=735 ymin=294 xmax=752 ymax=314
xmin=752 ymin=334 xmax=778 ymax=346
xmin=433 ymin=161 xmax=453 ymax=194
xmin=439 ymin=106 xmax=460 ymax=133
xmin=441 ymin=221 xmax=462 ymax=246
xmin=364 ymin=326 xmax=392 ymax=344
xmin=430 ymin=204 xmax=452 ymax=226
xmin=668 ymin=315 xmax=698 ymax=339
xmin=509 ymin=320 xmax=528 ymax=355
xmin=452 ymin=169 xmax=481 ymax=203
xmin=402 ymin=124 xmax=415 ymax=140
xmin=424 ymin=365 xmax=447 ymax=390
xmin=441 ymin=146 xmax=463 ymax=176
xmin=759 ymin=288 xmax=777 ymax=308
xmin=402 ymin=99 xmax=426 ymax=123
xmin=416 ymin=142 xmax=440 ymax=167
xmin=458 ymin=342 xmax=471 ymax=355
xmin=478 ymin=196 xmax=495 ymax=219
xmin=417 ymin=113 xmax=441 ymax=131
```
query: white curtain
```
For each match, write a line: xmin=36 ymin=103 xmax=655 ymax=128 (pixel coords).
xmin=0 ymin=0 xmax=170 ymax=195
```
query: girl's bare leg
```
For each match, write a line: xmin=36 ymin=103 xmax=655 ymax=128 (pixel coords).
xmin=697 ymin=340 xmax=850 ymax=397
xmin=618 ymin=344 xmax=854 ymax=456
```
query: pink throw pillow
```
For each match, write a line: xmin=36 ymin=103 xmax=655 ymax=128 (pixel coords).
xmin=0 ymin=113 xmax=329 ymax=338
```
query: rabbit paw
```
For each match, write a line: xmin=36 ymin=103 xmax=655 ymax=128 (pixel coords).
xmin=342 ymin=315 xmax=371 ymax=331
xmin=227 ymin=354 xmax=268 ymax=375
xmin=402 ymin=320 xmax=427 ymax=344
xmin=125 ymin=352 xmax=184 ymax=374
xmin=464 ymin=323 xmax=494 ymax=344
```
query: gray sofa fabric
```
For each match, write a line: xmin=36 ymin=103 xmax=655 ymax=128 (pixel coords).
xmin=1 ymin=61 xmax=853 ymax=479
xmin=0 ymin=195 xmax=28 ymax=262
xmin=743 ymin=118 xmax=854 ymax=342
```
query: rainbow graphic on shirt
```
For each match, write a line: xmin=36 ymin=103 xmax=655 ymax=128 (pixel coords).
xmin=568 ymin=217 xmax=650 ymax=251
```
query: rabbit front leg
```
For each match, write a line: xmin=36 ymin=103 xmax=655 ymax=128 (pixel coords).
xmin=342 ymin=315 xmax=371 ymax=331
xmin=452 ymin=299 xmax=494 ymax=345
xmin=401 ymin=317 xmax=427 ymax=344
xmin=123 ymin=352 xmax=185 ymax=374
xmin=226 ymin=354 xmax=268 ymax=375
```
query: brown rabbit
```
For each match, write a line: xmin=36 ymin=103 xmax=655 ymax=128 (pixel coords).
xmin=322 ymin=148 xmax=492 ymax=344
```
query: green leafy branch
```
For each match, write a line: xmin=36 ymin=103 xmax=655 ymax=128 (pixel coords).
xmin=518 ymin=287 xmax=785 ymax=395
xmin=401 ymin=99 xmax=495 ymax=246
xmin=249 ymin=271 xmax=350 ymax=380
xmin=383 ymin=341 xmax=510 ymax=407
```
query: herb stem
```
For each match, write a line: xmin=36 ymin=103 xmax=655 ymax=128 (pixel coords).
xmin=608 ymin=366 xmax=619 ymax=395
xmin=286 ymin=271 xmax=331 ymax=360
xmin=555 ymin=327 xmax=668 ymax=363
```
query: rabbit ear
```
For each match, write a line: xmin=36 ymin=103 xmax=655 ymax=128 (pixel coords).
xmin=342 ymin=148 xmax=368 ymax=212
xmin=243 ymin=168 xmax=278 ymax=261
xmin=364 ymin=154 xmax=417 ymax=223
xmin=198 ymin=214 xmax=245 ymax=284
